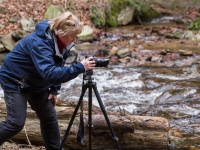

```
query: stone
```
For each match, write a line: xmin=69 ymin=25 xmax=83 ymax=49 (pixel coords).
xmin=116 ymin=48 xmax=131 ymax=58
xmin=77 ymin=26 xmax=93 ymax=42
xmin=109 ymin=46 xmax=118 ymax=57
xmin=11 ymin=30 xmax=29 ymax=42
xmin=9 ymin=15 xmax=18 ymax=23
xmin=179 ymin=50 xmax=193 ymax=56
xmin=180 ymin=30 xmax=194 ymax=40
xmin=20 ymin=18 xmax=36 ymax=32
xmin=0 ymin=0 xmax=5 ymax=4
xmin=1 ymin=33 xmax=16 ymax=51
xmin=43 ymin=4 xmax=63 ymax=20
xmin=0 ymin=43 xmax=5 ymax=52
xmin=117 ymin=6 xmax=134 ymax=25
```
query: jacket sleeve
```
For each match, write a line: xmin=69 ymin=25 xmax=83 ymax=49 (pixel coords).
xmin=30 ymin=42 xmax=85 ymax=84
xmin=49 ymin=84 xmax=61 ymax=95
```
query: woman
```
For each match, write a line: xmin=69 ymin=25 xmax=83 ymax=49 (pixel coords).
xmin=0 ymin=11 xmax=95 ymax=149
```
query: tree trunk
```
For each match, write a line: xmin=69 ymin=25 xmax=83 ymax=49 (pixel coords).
xmin=0 ymin=100 xmax=169 ymax=149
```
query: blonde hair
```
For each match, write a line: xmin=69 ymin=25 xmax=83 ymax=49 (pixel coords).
xmin=48 ymin=11 xmax=83 ymax=36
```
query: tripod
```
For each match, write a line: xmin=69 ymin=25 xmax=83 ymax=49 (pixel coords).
xmin=59 ymin=70 xmax=121 ymax=150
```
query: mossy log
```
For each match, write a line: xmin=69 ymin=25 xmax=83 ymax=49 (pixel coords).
xmin=0 ymin=100 xmax=170 ymax=149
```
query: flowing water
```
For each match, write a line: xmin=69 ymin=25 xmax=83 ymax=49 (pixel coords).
xmin=1 ymin=16 xmax=200 ymax=149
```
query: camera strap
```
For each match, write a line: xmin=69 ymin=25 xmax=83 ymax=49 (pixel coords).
xmin=77 ymin=81 xmax=84 ymax=143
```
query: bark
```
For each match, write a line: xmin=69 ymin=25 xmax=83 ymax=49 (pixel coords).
xmin=0 ymin=100 xmax=170 ymax=150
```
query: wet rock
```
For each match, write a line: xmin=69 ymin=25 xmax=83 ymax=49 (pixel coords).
xmin=164 ymin=53 xmax=180 ymax=61
xmin=165 ymin=33 xmax=180 ymax=39
xmin=164 ymin=61 xmax=175 ymax=67
xmin=138 ymin=50 xmax=152 ymax=61
xmin=122 ymin=33 xmax=134 ymax=38
xmin=183 ymin=65 xmax=199 ymax=76
xmin=146 ymin=80 xmax=160 ymax=89
xmin=180 ymin=30 xmax=194 ymax=40
xmin=129 ymin=39 xmax=135 ymax=46
xmin=118 ymin=56 xmax=131 ymax=64
xmin=179 ymin=50 xmax=193 ymax=56
xmin=151 ymin=55 xmax=163 ymax=63
xmin=109 ymin=46 xmax=118 ymax=57
xmin=116 ymin=48 xmax=131 ymax=58
xmin=160 ymin=49 xmax=171 ymax=55
xmin=125 ymin=59 xmax=138 ymax=67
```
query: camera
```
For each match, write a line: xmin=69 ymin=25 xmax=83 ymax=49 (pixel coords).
xmin=86 ymin=56 xmax=109 ymax=68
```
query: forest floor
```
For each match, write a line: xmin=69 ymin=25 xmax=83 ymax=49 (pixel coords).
xmin=0 ymin=0 xmax=200 ymax=35
xmin=0 ymin=0 xmax=200 ymax=149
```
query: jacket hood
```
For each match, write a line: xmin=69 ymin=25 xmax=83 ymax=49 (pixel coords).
xmin=35 ymin=20 xmax=50 ymax=37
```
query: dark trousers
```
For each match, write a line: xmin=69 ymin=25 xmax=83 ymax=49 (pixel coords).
xmin=0 ymin=90 xmax=61 ymax=150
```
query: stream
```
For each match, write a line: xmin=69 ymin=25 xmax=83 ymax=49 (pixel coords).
xmin=58 ymin=64 xmax=200 ymax=149
xmin=1 ymin=16 xmax=200 ymax=149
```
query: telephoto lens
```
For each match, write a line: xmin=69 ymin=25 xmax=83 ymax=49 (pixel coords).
xmin=85 ymin=56 xmax=109 ymax=68
xmin=94 ymin=58 xmax=109 ymax=67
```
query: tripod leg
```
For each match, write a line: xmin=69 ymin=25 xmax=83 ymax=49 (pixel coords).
xmin=59 ymin=83 xmax=88 ymax=150
xmin=88 ymin=82 xmax=93 ymax=150
xmin=92 ymin=83 xmax=121 ymax=150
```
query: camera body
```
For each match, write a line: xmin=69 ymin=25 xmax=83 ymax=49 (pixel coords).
xmin=86 ymin=56 xmax=109 ymax=68
xmin=83 ymin=56 xmax=109 ymax=80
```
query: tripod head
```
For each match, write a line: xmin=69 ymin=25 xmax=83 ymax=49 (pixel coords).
xmin=83 ymin=70 xmax=94 ymax=80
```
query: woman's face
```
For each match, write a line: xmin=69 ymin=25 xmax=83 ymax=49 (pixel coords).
xmin=58 ymin=33 xmax=77 ymax=46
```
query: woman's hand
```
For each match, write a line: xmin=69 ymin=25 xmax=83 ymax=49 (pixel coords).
xmin=81 ymin=56 xmax=96 ymax=71
xmin=48 ymin=94 xmax=57 ymax=107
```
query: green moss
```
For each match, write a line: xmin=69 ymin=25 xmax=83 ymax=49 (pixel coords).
xmin=168 ymin=0 xmax=180 ymax=10
xmin=106 ymin=0 xmax=130 ymax=27
xmin=173 ymin=138 xmax=185 ymax=147
xmin=90 ymin=0 xmax=154 ymax=28
xmin=188 ymin=18 xmax=200 ymax=30
xmin=140 ymin=7 xmax=162 ymax=21
xmin=89 ymin=7 xmax=106 ymax=28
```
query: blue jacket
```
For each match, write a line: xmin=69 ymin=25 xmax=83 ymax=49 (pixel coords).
xmin=0 ymin=20 xmax=85 ymax=94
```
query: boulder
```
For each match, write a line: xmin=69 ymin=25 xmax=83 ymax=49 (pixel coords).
xmin=43 ymin=4 xmax=63 ymax=20
xmin=117 ymin=6 xmax=135 ymax=25
xmin=77 ymin=26 xmax=93 ymax=42
xmin=1 ymin=33 xmax=15 ymax=51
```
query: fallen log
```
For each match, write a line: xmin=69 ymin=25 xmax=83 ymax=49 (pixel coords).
xmin=0 ymin=100 xmax=170 ymax=149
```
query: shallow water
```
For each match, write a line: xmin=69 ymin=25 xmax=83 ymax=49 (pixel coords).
xmin=57 ymin=64 xmax=200 ymax=148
